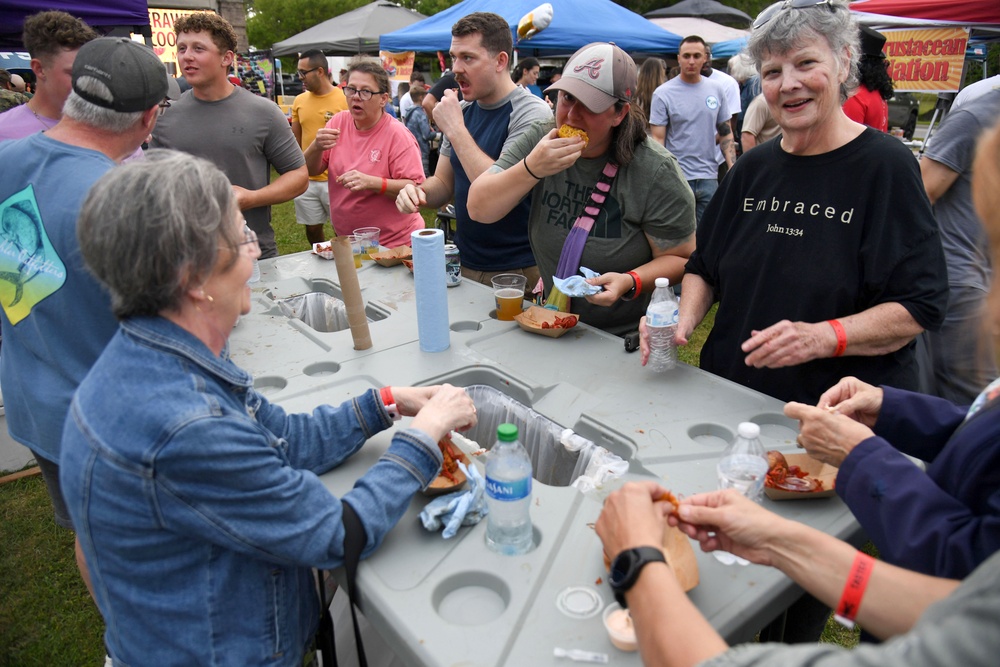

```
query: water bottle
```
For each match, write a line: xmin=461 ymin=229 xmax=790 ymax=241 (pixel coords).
xmin=645 ymin=277 xmax=679 ymax=372
xmin=485 ymin=423 xmax=533 ymax=555
xmin=714 ymin=422 xmax=768 ymax=566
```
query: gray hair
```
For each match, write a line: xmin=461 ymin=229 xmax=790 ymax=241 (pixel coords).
xmin=747 ymin=0 xmax=860 ymax=103
xmin=728 ymin=53 xmax=757 ymax=84
xmin=62 ymin=77 xmax=145 ymax=133
xmin=78 ymin=149 xmax=239 ymax=319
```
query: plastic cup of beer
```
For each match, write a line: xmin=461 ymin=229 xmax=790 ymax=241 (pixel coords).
xmin=353 ymin=227 xmax=380 ymax=260
xmin=345 ymin=235 xmax=363 ymax=269
xmin=492 ymin=274 xmax=527 ymax=321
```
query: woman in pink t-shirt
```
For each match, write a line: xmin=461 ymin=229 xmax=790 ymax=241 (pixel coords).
xmin=304 ymin=60 xmax=426 ymax=248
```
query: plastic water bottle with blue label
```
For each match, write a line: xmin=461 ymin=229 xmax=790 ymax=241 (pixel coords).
xmin=714 ymin=422 xmax=768 ymax=565
xmin=485 ymin=423 xmax=533 ymax=555
xmin=645 ymin=277 xmax=679 ymax=372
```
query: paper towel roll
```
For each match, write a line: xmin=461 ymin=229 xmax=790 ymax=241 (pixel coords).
xmin=411 ymin=228 xmax=450 ymax=352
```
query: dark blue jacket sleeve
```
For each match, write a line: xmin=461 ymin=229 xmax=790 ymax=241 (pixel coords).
xmin=837 ymin=386 xmax=1000 ymax=578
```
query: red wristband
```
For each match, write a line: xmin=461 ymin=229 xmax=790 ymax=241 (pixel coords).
xmin=833 ymin=551 xmax=875 ymax=629
xmin=379 ymin=386 xmax=401 ymax=421
xmin=827 ymin=319 xmax=847 ymax=357
xmin=379 ymin=386 xmax=394 ymax=407
xmin=379 ymin=177 xmax=388 ymax=195
xmin=628 ymin=271 xmax=642 ymax=301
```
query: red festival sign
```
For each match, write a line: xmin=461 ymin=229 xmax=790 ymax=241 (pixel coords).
xmin=881 ymin=26 xmax=969 ymax=93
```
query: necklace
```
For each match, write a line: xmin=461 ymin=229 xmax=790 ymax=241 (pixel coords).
xmin=29 ymin=105 xmax=57 ymax=131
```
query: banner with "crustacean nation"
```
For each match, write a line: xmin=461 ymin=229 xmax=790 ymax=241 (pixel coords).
xmin=881 ymin=27 xmax=969 ymax=93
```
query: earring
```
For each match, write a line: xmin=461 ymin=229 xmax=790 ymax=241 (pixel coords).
xmin=200 ymin=290 xmax=214 ymax=303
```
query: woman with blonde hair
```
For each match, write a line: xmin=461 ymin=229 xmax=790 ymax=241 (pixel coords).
xmin=634 ymin=57 xmax=666 ymax=132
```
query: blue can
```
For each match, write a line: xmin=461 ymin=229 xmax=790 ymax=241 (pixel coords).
xmin=445 ymin=244 xmax=461 ymax=287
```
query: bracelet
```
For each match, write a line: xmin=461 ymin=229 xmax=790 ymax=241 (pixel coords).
xmin=379 ymin=387 xmax=401 ymax=421
xmin=620 ymin=271 xmax=642 ymax=301
xmin=379 ymin=177 xmax=388 ymax=195
xmin=833 ymin=551 xmax=875 ymax=629
xmin=827 ymin=319 xmax=847 ymax=357
xmin=523 ymin=157 xmax=542 ymax=180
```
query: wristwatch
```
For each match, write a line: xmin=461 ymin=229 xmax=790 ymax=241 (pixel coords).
xmin=609 ymin=546 xmax=667 ymax=608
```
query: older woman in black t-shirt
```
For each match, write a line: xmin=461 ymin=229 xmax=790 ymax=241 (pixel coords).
xmin=640 ymin=0 xmax=946 ymax=405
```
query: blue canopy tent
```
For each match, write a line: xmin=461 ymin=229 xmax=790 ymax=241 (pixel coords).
xmin=0 ymin=0 xmax=150 ymax=49
xmin=380 ymin=0 xmax=682 ymax=56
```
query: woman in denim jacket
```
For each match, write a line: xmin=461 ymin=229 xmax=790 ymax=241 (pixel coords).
xmin=60 ymin=150 xmax=477 ymax=666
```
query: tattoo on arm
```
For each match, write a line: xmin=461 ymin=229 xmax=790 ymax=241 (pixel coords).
xmin=716 ymin=122 xmax=733 ymax=137
xmin=650 ymin=234 xmax=693 ymax=252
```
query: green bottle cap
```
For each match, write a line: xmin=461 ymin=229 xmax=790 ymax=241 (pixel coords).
xmin=497 ymin=423 xmax=518 ymax=442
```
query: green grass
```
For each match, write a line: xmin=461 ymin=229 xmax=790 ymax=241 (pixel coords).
xmin=0 ymin=472 xmax=105 ymax=667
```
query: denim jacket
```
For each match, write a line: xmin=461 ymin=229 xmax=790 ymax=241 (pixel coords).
xmin=60 ymin=316 xmax=443 ymax=666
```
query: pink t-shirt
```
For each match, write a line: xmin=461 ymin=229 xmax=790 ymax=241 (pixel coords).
xmin=321 ymin=110 xmax=426 ymax=248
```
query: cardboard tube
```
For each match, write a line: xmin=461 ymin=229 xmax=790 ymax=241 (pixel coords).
xmin=332 ymin=236 xmax=372 ymax=350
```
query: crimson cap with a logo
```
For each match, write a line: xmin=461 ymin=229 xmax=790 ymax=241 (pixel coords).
xmin=545 ymin=42 xmax=637 ymax=114
xmin=72 ymin=37 xmax=168 ymax=113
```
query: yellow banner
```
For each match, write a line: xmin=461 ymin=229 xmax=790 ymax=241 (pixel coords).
xmin=379 ymin=51 xmax=414 ymax=81
xmin=883 ymin=27 xmax=969 ymax=93
xmin=148 ymin=7 xmax=201 ymax=74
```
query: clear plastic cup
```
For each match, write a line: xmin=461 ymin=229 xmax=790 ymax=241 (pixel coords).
xmin=353 ymin=227 xmax=380 ymax=260
xmin=345 ymin=234 xmax=363 ymax=268
xmin=491 ymin=274 xmax=527 ymax=321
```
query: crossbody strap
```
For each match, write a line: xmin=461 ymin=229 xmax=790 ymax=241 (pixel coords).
xmin=314 ymin=501 xmax=369 ymax=667
xmin=341 ymin=501 xmax=368 ymax=667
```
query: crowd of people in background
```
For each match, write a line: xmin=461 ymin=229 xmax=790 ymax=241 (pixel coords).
xmin=4 ymin=1 xmax=1000 ymax=666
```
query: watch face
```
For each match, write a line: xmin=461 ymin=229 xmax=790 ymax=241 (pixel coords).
xmin=610 ymin=552 xmax=635 ymax=589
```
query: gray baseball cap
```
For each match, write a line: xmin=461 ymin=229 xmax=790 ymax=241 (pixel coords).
xmin=545 ymin=42 xmax=637 ymax=113
xmin=72 ymin=37 xmax=169 ymax=113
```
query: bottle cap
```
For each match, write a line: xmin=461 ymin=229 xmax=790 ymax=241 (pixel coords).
xmin=737 ymin=422 xmax=760 ymax=439
xmin=497 ymin=423 xmax=519 ymax=442
xmin=654 ymin=277 xmax=669 ymax=288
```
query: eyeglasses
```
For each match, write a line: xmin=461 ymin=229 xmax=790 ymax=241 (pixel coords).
xmin=752 ymin=0 xmax=837 ymax=30
xmin=297 ymin=66 xmax=320 ymax=78
xmin=343 ymin=86 xmax=381 ymax=101
xmin=158 ymin=99 xmax=171 ymax=116
xmin=239 ymin=225 xmax=259 ymax=248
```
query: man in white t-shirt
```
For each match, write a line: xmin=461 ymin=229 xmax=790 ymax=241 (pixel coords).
xmin=703 ymin=44 xmax=741 ymax=178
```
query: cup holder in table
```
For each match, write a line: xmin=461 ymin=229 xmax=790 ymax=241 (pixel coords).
xmin=253 ymin=376 xmax=287 ymax=396
xmin=450 ymin=320 xmax=482 ymax=332
xmin=750 ymin=413 xmax=799 ymax=445
xmin=303 ymin=361 xmax=341 ymax=377
xmin=432 ymin=572 xmax=511 ymax=626
xmin=687 ymin=423 xmax=734 ymax=449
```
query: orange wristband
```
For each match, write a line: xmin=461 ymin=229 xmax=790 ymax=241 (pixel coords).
xmin=379 ymin=177 xmax=388 ymax=195
xmin=834 ymin=551 xmax=875 ymax=629
xmin=827 ymin=319 xmax=847 ymax=357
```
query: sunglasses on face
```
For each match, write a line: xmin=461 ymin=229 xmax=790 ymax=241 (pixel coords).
xmin=752 ymin=0 xmax=838 ymax=30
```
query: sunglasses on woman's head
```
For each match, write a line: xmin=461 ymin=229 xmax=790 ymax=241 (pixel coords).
xmin=752 ymin=0 xmax=838 ymax=30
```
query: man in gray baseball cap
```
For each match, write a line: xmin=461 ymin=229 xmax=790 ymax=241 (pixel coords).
xmin=0 ymin=35 xmax=167 ymax=613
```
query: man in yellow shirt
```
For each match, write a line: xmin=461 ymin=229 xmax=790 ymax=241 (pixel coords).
xmin=291 ymin=50 xmax=347 ymax=244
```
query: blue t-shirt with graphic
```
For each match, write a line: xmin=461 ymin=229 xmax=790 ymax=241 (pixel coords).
xmin=0 ymin=133 xmax=118 ymax=462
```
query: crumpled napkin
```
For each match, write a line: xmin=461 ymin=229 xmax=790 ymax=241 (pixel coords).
xmin=419 ymin=462 xmax=489 ymax=538
xmin=552 ymin=266 xmax=603 ymax=297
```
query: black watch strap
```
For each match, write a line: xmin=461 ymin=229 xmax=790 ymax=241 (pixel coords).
xmin=609 ymin=546 xmax=666 ymax=608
